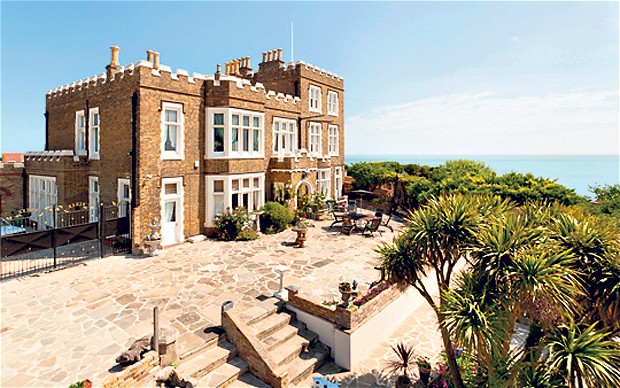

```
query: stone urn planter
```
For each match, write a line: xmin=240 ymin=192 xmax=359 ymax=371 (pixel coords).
xmin=144 ymin=218 xmax=162 ymax=256
xmin=338 ymin=280 xmax=358 ymax=307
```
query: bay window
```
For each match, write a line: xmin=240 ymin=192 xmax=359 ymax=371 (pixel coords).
xmin=206 ymin=173 xmax=265 ymax=226
xmin=207 ymin=108 xmax=264 ymax=158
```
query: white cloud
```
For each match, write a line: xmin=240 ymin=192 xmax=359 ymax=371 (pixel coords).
xmin=346 ymin=90 xmax=619 ymax=155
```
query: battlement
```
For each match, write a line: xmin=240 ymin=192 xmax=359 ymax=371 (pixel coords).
xmin=25 ymin=150 xmax=74 ymax=161
xmin=45 ymin=46 xmax=339 ymax=103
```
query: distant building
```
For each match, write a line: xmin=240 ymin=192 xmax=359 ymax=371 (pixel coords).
xmin=24 ymin=46 xmax=345 ymax=252
xmin=0 ymin=153 xmax=25 ymax=218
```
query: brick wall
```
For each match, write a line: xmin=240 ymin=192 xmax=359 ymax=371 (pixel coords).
xmin=0 ymin=163 xmax=25 ymax=217
xmin=102 ymin=350 xmax=159 ymax=388
xmin=286 ymin=283 xmax=402 ymax=331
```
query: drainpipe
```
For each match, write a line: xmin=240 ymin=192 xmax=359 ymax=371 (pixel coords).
xmin=131 ymin=91 xmax=139 ymax=245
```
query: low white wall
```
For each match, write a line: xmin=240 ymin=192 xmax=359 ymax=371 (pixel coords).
xmin=287 ymin=306 xmax=336 ymax=356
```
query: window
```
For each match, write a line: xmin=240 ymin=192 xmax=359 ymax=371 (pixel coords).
xmin=89 ymin=108 xmax=100 ymax=159
xmin=334 ymin=167 xmax=343 ymax=199
xmin=207 ymin=108 xmax=264 ymax=158
xmin=161 ymin=102 xmax=184 ymax=159
xmin=317 ymin=169 xmax=331 ymax=197
xmin=328 ymin=91 xmax=338 ymax=116
xmin=206 ymin=173 xmax=265 ymax=226
xmin=328 ymin=125 xmax=339 ymax=155
xmin=213 ymin=113 xmax=225 ymax=153
xmin=75 ymin=111 xmax=86 ymax=155
xmin=309 ymin=122 xmax=322 ymax=155
xmin=273 ymin=118 xmax=297 ymax=155
xmin=309 ymin=85 xmax=322 ymax=113
xmin=118 ymin=178 xmax=131 ymax=217
xmin=28 ymin=175 xmax=57 ymax=229
xmin=89 ymin=176 xmax=100 ymax=222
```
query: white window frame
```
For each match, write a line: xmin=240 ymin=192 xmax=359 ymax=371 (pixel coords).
xmin=206 ymin=108 xmax=264 ymax=159
xmin=205 ymin=173 xmax=265 ymax=226
xmin=317 ymin=169 xmax=331 ymax=197
xmin=161 ymin=102 xmax=184 ymax=160
xmin=89 ymin=107 xmax=100 ymax=160
xmin=89 ymin=176 xmax=100 ymax=222
xmin=28 ymin=175 xmax=57 ymax=229
xmin=334 ymin=166 xmax=343 ymax=199
xmin=161 ymin=177 xmax=184 ymax=245
xmin=328 ymin=125 xmax=339 ymax=156
xmin=309 ymin=122 xmax=322 ymax=155
xmin=75 ymin=110 xmax=86 ymax=156
xmin=309 ymin=85 xmax=322 ymax=113
xmin=327 ymin=91 xmax=338 ymax=116
xmin=272 ymin=117 xmax=297 ymax=155
xmin=117 ymin=178 xmax=131 ymax=217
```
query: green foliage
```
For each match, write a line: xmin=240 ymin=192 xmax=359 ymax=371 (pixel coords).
xmin=346 ymin=162 xmax=400 ymax=190
xmin=68 ymin=381 xmax=87 ymax=388
xmin=259 ymin=202 xmax=293 ymax=233
xmin=346 ymin=159 xmax=586 ymax=212
xmin=296 ymin=192 xmax=327 ymax=219
xmin=586 ymin=184 xmax=620 ymax=224
xmin=214 ymin=207 xmax=258 ymax=241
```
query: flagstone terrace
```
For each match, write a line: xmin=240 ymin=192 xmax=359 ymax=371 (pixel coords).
xmin=0 ymin=218 xmax=443 ymax=387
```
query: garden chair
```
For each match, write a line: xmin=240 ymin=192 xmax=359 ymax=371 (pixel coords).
xmin=341 ymin=216 xmax=355 ymax=235
xmin=330 ymin=209 xmax=347 ymax=227
xmin=362 ymin=217 xmax=383 ymax=237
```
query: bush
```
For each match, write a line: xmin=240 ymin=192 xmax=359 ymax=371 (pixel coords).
xmin=260 ymin=202 xmax=293 ymax=233
xmin=215 ymin=207 xmax=258 ymax=241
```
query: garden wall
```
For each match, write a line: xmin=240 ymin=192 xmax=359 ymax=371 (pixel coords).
xmin=286 ymin=284 xmax=425 ymax=370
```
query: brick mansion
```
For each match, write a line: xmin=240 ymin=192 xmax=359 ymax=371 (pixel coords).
xmin=20 ymin=46 xmax=345 ymax=252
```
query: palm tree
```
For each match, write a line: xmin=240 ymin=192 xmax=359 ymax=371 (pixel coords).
xmin=546 ymin=322 xmax=620 ymax=388
xmin=377 ymin=194 xmax=493 ymax=387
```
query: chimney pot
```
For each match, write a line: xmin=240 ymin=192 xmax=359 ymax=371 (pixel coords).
xmin=153 ymin=52 xmax=160 ymax=69
xmin=262 ymin=52 xmax=267 ymax=62
xmin=110 ymin=46 xmax=120 ymax=67
xmin=216 ymin=64 xmax=221 ymax=74
xmin=277 ymin=48 xmax=282 ymax=61
xmin=147 ymin=50 xmax=154 ymax=63
xmin=246 ymin=56 xmax=251 ymax=68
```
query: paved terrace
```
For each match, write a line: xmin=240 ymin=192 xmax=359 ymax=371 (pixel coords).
xmin=0 ymin=218 xmax=442 ymax=387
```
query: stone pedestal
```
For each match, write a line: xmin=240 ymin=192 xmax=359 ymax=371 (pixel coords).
xmin=152 ymin=327 xmax=179 ymax=367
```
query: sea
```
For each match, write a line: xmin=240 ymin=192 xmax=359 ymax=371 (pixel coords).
xmin=344 ymin=155 xmax=620 ymax=198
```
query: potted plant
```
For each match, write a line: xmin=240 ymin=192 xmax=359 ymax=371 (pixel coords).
xmin=338 ymin=280 xmax=358 ymax=307
xmin=417 ymin=356 xmax=431 ymax=385
xmin=386 ymin=342 xmax=415 ymax=388
xmin=69 ymin=379 xmax=92 ymax=388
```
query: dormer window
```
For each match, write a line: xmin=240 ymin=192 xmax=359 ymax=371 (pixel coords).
xmin=309 ymin=85 xmax=322 ymax=113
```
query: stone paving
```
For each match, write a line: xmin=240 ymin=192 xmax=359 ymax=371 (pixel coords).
xmin=0 ymin=217 xmax=445 ymax=387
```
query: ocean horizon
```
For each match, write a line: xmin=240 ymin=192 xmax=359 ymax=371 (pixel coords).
xmin=344 ymin=154 xmax=619 ymax=197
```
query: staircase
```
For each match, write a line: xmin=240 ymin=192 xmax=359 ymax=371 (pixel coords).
xmin=176 ymin=298 xmax=330 ymax=387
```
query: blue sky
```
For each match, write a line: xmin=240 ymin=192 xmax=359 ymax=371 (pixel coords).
xmin=1 ymin=1 xmax=618 ymax=155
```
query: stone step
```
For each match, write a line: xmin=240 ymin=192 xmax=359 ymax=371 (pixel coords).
xmin=250 ymin=311 xmax=292 ymax=340
xmin=287 ymin=343 xmax=331 ymax=386
xmin=195 ymin=357 xmax=248 ymax=388
xmin=262 ymin=324 xmax=300 ymax=351
xmin=235 ymin=372 xmax=271 ymax=388
xmin=177 ymin=341 xmax=237 ymax=380
xmin=238 ymin=305 xmax=274 ymax=326
xmin=179 ymin=329 xmax=226 ymax=360
xmin=271 ymin=334 xmax=310 ymax=367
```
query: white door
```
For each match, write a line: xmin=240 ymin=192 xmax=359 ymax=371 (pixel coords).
xmin=161 ymin=178 xmax=183 ymax=246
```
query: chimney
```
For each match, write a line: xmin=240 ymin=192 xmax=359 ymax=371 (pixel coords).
xmin=106 ymin=46 xmax=121 ymax=78
xmin=271 ymin=49 xmax=278 ymax=61
xmin=153 ymin=52 xmax=160 ymax=69
xmin=216 ymin=64 xmax=221 ymax=80
xmin=277 ymin=48 xmax=282 ymax=61
xmin=147 ymin=50 xmax=154 ymax=63
xmin=262 ymin=52 xmax=267 ymax=63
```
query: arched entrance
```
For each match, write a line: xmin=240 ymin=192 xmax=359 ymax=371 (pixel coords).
xmin=294 ymin=180 xmax=314 ymax=209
